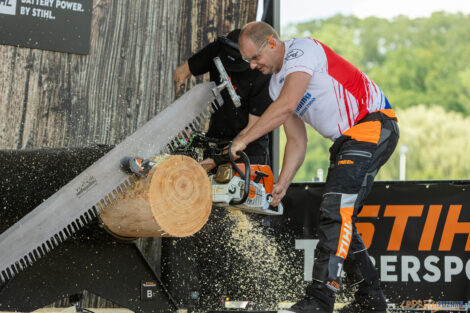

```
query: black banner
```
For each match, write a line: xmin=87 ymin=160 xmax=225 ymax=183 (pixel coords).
xmin=0 ymin=0 xmax=92 ymax=54
xmin=279 ymin=181 xmax=470 ymax=308
xmin=162 ymin=181 xmax=470 ymax=311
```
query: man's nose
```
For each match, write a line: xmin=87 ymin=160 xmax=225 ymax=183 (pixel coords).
xmin=250 ymin=61 xmax=257 ymax=70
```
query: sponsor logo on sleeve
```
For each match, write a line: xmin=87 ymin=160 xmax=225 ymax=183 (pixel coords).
xmin=295 ymin=92 xmax=316 ymax=117
xmin=285 ymin=48 xmax=304 ymax=61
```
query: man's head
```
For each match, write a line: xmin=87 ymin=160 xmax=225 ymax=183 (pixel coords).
xmin=239 ymin=22 xmax=283 ymax=74
xmin=218 ymin=29 xmax=250 ymax=72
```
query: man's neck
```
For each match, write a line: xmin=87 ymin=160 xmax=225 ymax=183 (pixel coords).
xmin=275 ymin=41 xmax=285 ymax=74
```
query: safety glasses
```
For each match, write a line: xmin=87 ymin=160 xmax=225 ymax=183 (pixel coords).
xmin=242 ymin=35 xmax=273 ymax=63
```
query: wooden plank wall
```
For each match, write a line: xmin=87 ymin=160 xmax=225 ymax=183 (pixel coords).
xmin=0 ymin=0 xmax=257 ymax=309
xmin=0 ymin=0 xmax=257 ymax=149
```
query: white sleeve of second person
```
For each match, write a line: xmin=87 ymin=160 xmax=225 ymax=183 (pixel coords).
xmin=284 ymin=38 xmax=316 ymax=77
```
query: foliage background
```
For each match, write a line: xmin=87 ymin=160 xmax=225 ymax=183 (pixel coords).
xmin=279 ymin=12 xmax=470 ymax=181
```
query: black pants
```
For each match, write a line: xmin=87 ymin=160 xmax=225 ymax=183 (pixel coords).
xmin=308 ymin=113 xmax=399 ymax=298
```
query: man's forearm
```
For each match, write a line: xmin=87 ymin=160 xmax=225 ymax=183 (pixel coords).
xmin=239 ymin=99 xmax=293 ymax=146
xmin=277 ymin=135 xmax=307 ymax=188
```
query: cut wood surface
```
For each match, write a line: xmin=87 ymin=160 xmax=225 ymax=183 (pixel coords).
xmin=100 ymin=155 xmax=212 ymax=237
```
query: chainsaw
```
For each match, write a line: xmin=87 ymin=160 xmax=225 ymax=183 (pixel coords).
xmin=0 ymin=57 xmax=239 ymax=285
xmin=168 ymin=132 xmax=283 ymax=215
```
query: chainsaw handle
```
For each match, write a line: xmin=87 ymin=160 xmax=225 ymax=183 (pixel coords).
xmin=228 ymin=142 xmax=250 ymax=205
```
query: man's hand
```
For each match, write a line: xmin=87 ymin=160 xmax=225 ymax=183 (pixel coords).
xmin=173 ymin=61 xmax=191 ymax=98
xmin=230 ymin=137 xmax=247 ymax=160
xmin=200 ymin=158 xmax=216 ymax=172
xmin=271 ymin=182 xmax=288 ymax=207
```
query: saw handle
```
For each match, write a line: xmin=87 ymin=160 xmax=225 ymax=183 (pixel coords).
xmin=213 ymin=56 xmax=242 ymax=107
xmin=228 ymin=142 xmax=250 ymax=205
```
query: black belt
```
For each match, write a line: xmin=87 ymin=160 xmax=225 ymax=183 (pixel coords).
xmin=357 ymin=110 xmax=397 ymax=124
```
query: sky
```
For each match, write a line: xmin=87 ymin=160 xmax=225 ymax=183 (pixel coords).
xmin=257 ymin=0 xmax=470 ymax=27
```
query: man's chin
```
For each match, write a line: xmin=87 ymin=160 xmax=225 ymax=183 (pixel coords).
xmin=258 ymin=66 xmax=271 ymax=74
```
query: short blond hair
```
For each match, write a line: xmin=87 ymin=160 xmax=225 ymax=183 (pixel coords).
xmin=239 ymin=21 xmax=279 ymax=46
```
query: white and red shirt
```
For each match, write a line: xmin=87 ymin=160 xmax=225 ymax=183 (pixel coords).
xmin=269 ymin=38 xmax=391 ymax=141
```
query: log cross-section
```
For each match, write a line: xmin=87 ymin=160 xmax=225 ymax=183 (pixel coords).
xmin=100 ymin=155 xmax=212 ymax=238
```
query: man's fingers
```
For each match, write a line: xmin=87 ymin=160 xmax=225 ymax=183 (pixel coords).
xmin=200 ymin=158 xmax=216 ymax=172
xmin=174 ymin=82 xmax=186 ymax=98
xmin=230 ymin=140 xmax=247 ymax=160
xmin=270 ymin=184 xmax=285 ymax=206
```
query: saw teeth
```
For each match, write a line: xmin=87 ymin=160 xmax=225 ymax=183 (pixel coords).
xmin=2 ymin=271 xmax=8 ymax=282
xmin=32 ymin=249 xmax=39 ymax=259
xmin=91 ymin=207 xmax=98 ymax=217
xmin=104 ymin=196 xmax=111 ymax=206
xmin=0 ymin=82 xmax=225 ymax=286
xmin=116 ymin=186 xmax=123 ymax=196
xmin=54 ymin=234 xmax=62 ymax=244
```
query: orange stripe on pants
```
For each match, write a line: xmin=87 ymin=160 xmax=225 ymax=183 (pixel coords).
xmin=343 ymin=121 xmax=382 ymax=144
xmin=336 ymin=206 xmax=354 ymax=259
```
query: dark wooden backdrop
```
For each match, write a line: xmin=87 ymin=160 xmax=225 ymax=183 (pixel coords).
xmin=0 ymin=0 xmax=257 ymax=149
xmin=0 ymin=0 xmax=257 ymax=309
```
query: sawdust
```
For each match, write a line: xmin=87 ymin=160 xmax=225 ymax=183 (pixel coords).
xmin=162 ymin=193 xmax=356 ymax=312
xmin=185 ymin=208 xmax=307 ymax=312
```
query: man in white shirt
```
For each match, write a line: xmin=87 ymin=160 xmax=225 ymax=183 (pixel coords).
xmin=231 ymin=21 xmax=399 ymax=313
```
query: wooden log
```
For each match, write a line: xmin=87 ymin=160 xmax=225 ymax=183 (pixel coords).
xmin=100 ymin=155 xmax=212 ymax=238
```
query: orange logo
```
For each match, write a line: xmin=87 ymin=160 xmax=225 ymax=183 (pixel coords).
xmin=248 ymin=186 xmax=257 ymax=199
xmin=356 ymin=204 xmax=469 ymax=251
xmin=336 ymin=207 xmax=354 ymax=258
xmin=338 ymin=160 xmax=354 ymax=165
xmin=327 ymin=280 xmax=340 ymax=291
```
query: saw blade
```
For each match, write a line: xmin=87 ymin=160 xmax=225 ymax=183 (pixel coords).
xmin=0 ymin=82 xmax=223 ymax=284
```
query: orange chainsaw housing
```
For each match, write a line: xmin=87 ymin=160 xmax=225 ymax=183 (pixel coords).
xmin=233 ymin=164 xmax=275 ymax=196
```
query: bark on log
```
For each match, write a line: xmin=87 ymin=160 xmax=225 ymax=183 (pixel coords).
xmin=100 ymin=155 xmax=212 ymax=238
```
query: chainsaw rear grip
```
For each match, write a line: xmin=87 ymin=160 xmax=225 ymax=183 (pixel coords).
xmin=228 ymin=142 xmax=250 ymax=205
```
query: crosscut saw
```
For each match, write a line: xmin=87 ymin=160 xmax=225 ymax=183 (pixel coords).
xmin=0 ymin=57 xmax=238 ymax=285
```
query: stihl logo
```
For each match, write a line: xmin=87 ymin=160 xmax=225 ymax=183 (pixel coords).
xmin=337 ymin=220 xmax=352 ymax=258
xmin=0 ymin=0 xmax=16 ymax=15
xmin=357 ymin=204 xmax=470 ymax=251
xmin=336 ymin=206 xmax=354 ymax=258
